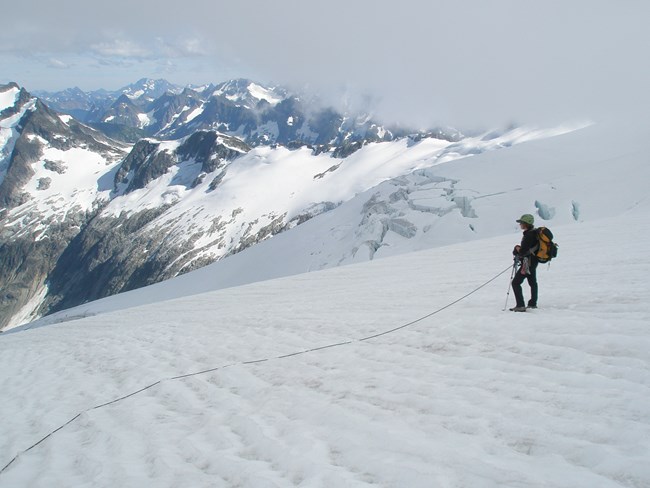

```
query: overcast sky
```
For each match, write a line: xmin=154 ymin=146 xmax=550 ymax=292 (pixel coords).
xmin=2 ymin=0 xmax=648 ymax=129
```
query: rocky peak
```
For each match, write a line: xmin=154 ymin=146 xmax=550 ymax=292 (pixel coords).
xmin=177 ymin=131 xmax=250 ymax=174
xmin=120 ymin=78 xmax=183 ymax=101
xmin=0 ymin=86 xmax=126 ymax=209
xmin=113 ymin=139 xmax=171 ymax=193
xmin=0 ymin=83 xmax=33 ymax=120
xmin=145 ymin=89 xmax=204 ymax=135
xmin=100 ymin=94 xmax=142 ymax=126
xmin=114 ymin=131 xmax=250 ymax=194
xmin=212 ymin=78 xmax=286 ymax=109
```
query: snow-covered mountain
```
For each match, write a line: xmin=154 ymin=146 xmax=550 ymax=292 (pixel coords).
xmin=0 ymin=83 xmax=129 ymax=329
xmin=212 ymin=78 xmax=287 ymax=109
xmin=31 ymin=86 xmax=112 ymax=122
xmin=34 ymin=78 xmax=184 ymax=122
xmin=35 ymin=78 xmax=457 ymax=149
xmin=119 ymin=78 xmax=184 ymax=101
xmin=1 ymin=117 xmax=648 ymax=487
xmin=1 ymin=80 xmax=584 ymax=330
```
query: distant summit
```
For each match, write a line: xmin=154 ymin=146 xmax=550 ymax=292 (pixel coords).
xmin=119 ymin=78 xmax=183 ymax=100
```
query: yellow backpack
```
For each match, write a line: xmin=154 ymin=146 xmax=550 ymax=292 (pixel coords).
xmin=536 ymin=227 xmax=558 ymax=263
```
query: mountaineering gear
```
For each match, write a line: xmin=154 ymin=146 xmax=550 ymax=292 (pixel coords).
xmin=502 ymin=260 xmax=519 ymax=311
xmin=516 ymin=214 xmax=535 ymax=225
xmin=509 ymin=306 xmax=527 ymax=312
xmin=535 ymin=226 xmax=558 ymax=263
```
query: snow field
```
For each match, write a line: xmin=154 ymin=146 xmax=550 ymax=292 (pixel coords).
xmin=1 ymin=209 xmax=649 ymax=487
xmin=0 ymin=86 xmax=19 ymax=112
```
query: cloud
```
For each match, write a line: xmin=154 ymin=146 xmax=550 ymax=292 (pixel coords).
xmin=47 ymin=58 xmax=71 ymax=69
xmin=165 ymin=38 xmax=208 ymax=57
xmin=5 ymin=0 xmax=650 ymax=128
xmin=90 ymin=39 xmax=152 ymax=59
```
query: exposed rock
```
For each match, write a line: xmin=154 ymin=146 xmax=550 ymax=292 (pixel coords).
xmin=0 ymin=212 xmax=95 ymax=329
xmin=101 ymin=94 xmax=141 ymax=127
xmin=37 ymin=177 xmax=51 ymax=190
xmin=314 ymin=163 xmax=342 ymax=180
xmin=208 ymin=170 xmax=226 ymax=191
xmin=1 ymin=96 xmax=125 ymax=208
xmin=113 ymin=139 xmax=174 ymax=193
xmin=231 ymin=213 xmax=289 ymax=255
xmin=177 ymin=131 xmax=249 ymax=174
xmin=43 ymin=207 xmax=174 ymax=314
xmin=43 ymin=160 xmax=66 ymax=174
xmin=289 ymin=202 xmax=339 ymax=226
xmin=0 ymin=84 xmax=32 ymax=120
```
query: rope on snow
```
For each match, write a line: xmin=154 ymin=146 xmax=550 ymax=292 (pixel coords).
xmin=0 ymin=264 xmax=513 ymax=475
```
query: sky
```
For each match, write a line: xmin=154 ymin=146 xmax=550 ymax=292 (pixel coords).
xmin=2 ymin=0 xmax=649 ymax=128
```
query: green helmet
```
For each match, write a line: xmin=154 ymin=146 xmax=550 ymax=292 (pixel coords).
xmin=516 ymin=214 xmax=535 ymax=225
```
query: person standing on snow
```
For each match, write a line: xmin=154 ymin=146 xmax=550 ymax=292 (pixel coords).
xmin=510 ymin=214 xmax=538 ymax=312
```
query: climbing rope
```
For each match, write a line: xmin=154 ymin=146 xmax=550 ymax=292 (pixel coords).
xmin=0 ymin=264 xmax=513 ymax=475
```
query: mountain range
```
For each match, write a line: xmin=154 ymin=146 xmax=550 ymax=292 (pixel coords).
xmin=2 ymin=78 xmax=580 ymax=330
xmin=34 ymin=78 xmax=460 ymax=148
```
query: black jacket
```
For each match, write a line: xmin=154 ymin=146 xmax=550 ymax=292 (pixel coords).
xmin=515 ymin=227 xmax=539 ymax=260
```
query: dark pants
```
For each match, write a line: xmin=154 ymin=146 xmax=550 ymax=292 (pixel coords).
xmin=512 ymin=259 xmax=538 ymax=308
